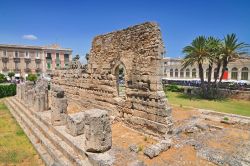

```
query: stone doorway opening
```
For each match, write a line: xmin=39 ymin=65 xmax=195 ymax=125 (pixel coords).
xmin=115 ymin=64 xmax=126 ymax=98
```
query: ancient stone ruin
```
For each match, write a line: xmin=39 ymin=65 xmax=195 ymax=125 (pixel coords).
xmin=6 ymin=22 xmax=250 ymax=166
xmin=8 ymin=22 xmax=174 ymax=166
xmin=52 ymin=22 xmax=173 ymax=137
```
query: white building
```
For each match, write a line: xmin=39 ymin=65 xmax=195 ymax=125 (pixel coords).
xmin=162 ymin=56 xmax=250 ymax=82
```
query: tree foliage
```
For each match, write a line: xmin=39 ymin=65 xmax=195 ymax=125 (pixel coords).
xmin=27 ymin=74 xmax=38 ymax=82
xmin=182 ymin=33 xmax=249 ymax=99
xmin=0 ymin=74 xmax=7 ymax=83
xmin=8 ymin=72 xmax=15 ymax=79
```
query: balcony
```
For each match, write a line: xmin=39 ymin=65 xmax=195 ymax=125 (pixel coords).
xmin=13 ymin=57 xmax=20 ymax=63
xmin=2 ymin=67 xmax=9 ymax=72
xmin=36 ymin=68 xmax=42 ymax=73
xmin=24 ymin=58 xmax=31 ymax=63
xmin=24 ymin=68 xmax=31 ymax=73
xmin=35 ymin=59 xmax=41 ymax=63
xmin=2 ymin=57 xmax=9 ymax=63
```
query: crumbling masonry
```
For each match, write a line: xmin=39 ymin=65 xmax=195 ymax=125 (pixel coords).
xmin=52 ymin=22 xmax=173 ymax=137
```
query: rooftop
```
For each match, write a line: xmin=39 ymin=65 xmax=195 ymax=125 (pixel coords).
xmin=0 ymin=43 xmax=72 ymax=52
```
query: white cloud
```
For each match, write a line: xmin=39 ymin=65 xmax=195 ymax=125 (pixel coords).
xmin=22 ymin=34 xmax=38 ymax=40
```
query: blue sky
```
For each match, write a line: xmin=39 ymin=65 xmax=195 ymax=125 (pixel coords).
xmin=1 ymin=0 xmax=250 ymax=63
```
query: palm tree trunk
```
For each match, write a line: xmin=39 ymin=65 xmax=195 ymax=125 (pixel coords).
xmin=214 ymin=61 xmax=221 ymax=85
xmin=198 ymin=63 xmax=205 ymax=96
xmin=207 ymin=63 xmax=213 ymax=96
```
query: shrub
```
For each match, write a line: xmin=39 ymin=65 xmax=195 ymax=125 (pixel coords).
xmin=27 ymin=74 xmax=38 ymax=82
xmin=0 ymin=74 xmax=7 ymax=83
xmin=8 ymin=72 xmax=15 ymax=79
xmin=165 ymin=84 xmax=184 ymax=92
xmin=223 ymin=117 xmax=229 ymax=121
xmin=0 ymin=84 xmax=16 ymax=98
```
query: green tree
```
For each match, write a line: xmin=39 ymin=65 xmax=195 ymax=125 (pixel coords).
xmin=8 ymin=72 xmax=15 ymax=80
xmin=27 ymin=74 xmax=38 ymax=82
xmin=206 ymin=37 xmax=222 ymax=87
xmin=182 ymin=36 xmax=208 ymax=95
xmin=218 ymin=33 xmax=249 ymax=83
xmin=0 ymin=74 xmax=7 ymax=83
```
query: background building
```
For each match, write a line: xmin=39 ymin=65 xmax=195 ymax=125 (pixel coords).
xmin=163 ymin=56 xmax=250 ymax=82
xmin=0 ymin=44 xmax=72 ymax=78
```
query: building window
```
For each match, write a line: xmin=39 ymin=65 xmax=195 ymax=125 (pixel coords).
xmin=186 ymin=69 xmax=190 ymax=78
xmin=241 ymin=67 xmax=249 ymax=80
xmin=26 ymin=62 xmax=29 ymax=69
xmin=47 ymin=53 xmax=52 ymax=59
xmin=15 ymin=51 xmax=19 ymax=58
xmin=170 ymin=69 xmax=173 ymax=77
xmin=56 ymin=53 xmax=59 ymax=59
xmin=192 ymin=68 xmax=196 ymax=78
xmin=175 ymin=69 xmax=178 ymax=77
xmin=3 ymin=50 xmax=7 ymax=57
xmin=15 ymin=62 xmax=18 ymax=69
xmin=25 ymin=51 xmax=29 ymax=58
xmin=231 ymin=67 xmax=238 ymax=80
xmin=180 ymin=69 xmax=184 ymax=78
xmin=36 ymin=63 xmax=40 ymax=69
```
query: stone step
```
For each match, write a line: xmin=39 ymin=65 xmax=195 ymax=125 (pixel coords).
xmin=12 ymin=97 xmax=89 ymax=160
xmin=4 ymin=99 xmax=55 ymax=166
xmin=6 ymin=98 xmax=78 ymax=166
xmin=8 ymin=97 xmax=91 ymax=166
xmin=5 ymin=98 xmax=68 ymax=165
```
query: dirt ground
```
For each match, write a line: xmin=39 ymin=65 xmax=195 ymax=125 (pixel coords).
xmin=111 ymin=105 xmax=250 ymax=166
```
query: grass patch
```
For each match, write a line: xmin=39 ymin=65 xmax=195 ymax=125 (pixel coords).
xmin=0 ymin=101 xmax=43 ymax=165
xmin=166 ymin=92 xmax=250 ymax=117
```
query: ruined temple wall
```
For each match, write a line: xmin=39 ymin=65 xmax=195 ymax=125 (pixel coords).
xmin=52 ymin=22 xmax=172 ymax=137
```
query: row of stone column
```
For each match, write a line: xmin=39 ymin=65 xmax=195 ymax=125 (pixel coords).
xmin=50 ymin=85 xmax=112 ymax=153
xmin=17 ymin=82 xmax=112 ymax=153
xmin=16 ymin=80 xmax=49 ymax=112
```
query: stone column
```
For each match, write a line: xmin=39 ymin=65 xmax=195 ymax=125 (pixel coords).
xmin=34 ymin=93 xmax=45 ymax=112
xmin=27 ymin=89 xmax=35 ymax=107
xmin=51 ymin=87 xmax=68 ymax=126
xmin=16 ymin=84 xmax=21 ymax=100
xmin=84 ymin=109 xmax=112 ymax=153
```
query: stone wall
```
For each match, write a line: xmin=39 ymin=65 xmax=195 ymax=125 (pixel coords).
xmin=51 ymin=22 xmax=173 ymax=137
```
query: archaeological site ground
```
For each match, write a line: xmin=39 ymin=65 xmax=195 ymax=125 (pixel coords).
xmin=2 ymin=22 xmax=250 ymax=166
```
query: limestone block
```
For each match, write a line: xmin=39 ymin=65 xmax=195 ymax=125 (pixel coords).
xmin=27 ymin=89 xmax=35 ymax=107
xmin=87 ymin=152 xmax=114 ymax=166
xmin=84 ymin=109 xmax=112 ymax=152
xmin=144 ymin=139 xmax=171 ymax=159
xmin=51 ymin=98 xmax=68 ymax=126
xmin=34 ymin=93 xmax=45 ymax=112
xmin=65 ymin=112 xmax=85 ymax=136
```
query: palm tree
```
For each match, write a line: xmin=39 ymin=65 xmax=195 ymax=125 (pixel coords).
xmin=206 ymin=37 xmax=222 ymax=85
xmin=219 ymin=33 xmax=249 ymax=83
xmin=182 ymin=36 xmax=208 ymax=95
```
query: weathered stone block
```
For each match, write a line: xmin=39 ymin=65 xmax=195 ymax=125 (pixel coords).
xmin=51 ymin=98 xmax=68 ymax=126
xmin=65 ymin=112 xmax=85 ymax=136
xmin=84 ymin=109 xmax=112 ymax=153
xmin=34 ymin=93 xmax=45 ymax=112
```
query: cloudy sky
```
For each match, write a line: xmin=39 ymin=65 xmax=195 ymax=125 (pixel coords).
xmin=0 ymin=0 xmax=250 ymax=63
